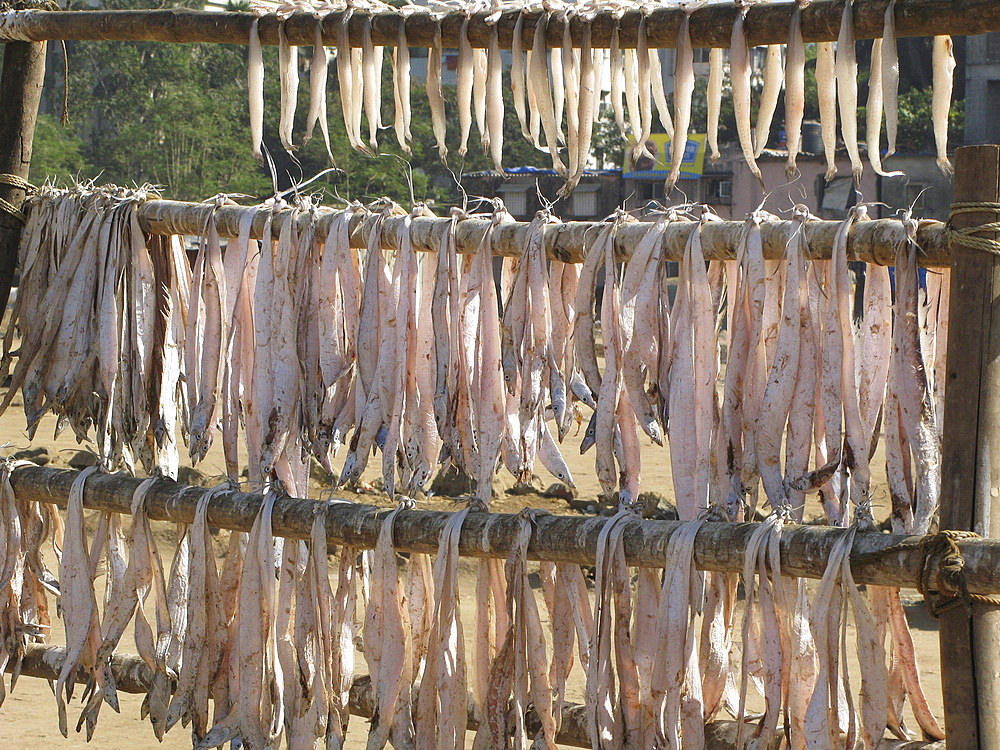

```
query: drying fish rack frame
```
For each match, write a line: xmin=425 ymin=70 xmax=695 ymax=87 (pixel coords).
xmin=1 ymin=1 xmax=1000 ymax=747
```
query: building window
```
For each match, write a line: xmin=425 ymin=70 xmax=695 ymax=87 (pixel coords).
xmin=821 ymin=176 xmax=854 ymax=212
xmin=905 ymin=183 xmax=927 ymax=214
xmin=632 ymin=180 xmax=664 ymax=207
xmin=571 ymin=184 xmax=601 ymax=217
xmin=497 ymin=184 xmax=530 ymax=218
xmin=987 ymin=32 xmax=1000 ymax=62
xmin=988 ymin=80 xmax=1000 ymax=143
xmin=704 ymin=178 xmax=732 ymax=205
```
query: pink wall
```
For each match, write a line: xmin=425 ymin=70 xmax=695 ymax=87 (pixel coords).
xmin=719 ymin=150 xmax=880 ymax=220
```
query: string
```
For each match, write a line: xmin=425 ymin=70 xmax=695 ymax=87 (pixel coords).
xmin=949 ymin=202 xmax=1000 ymax=255
xmin=0 ymin=174 xmax=36 ymax=224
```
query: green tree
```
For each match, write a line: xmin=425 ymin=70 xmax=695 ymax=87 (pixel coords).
xmin=29 ymin=113 xmax=88 ymax=183
xmin=895 ymin=86 xmax=964 ymax=154
xmin=48 ymin=4 xmax=553 ymax=207
xmin=62 ymin=29 xmax=272 ymax=200
xmin=287 ymin=58 xmax=551 ymax=208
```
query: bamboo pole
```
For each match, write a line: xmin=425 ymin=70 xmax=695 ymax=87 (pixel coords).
xmin=133 ymin=199 xmax=952 ymax=266
xmin=938 ymin=146 xmax=1000 ymax=749
xmin=0 ymin=1 xmax=998 ymax=49
xmin=8 ymin=644 xmax=943 ymax=749
xmin=10 ymin=464 xmax=1000 ymax=593
xmin=0 ymin=37 xmax=45 ymax=316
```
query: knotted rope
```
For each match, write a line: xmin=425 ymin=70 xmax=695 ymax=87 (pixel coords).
xmin=949 ymin=202 xmax=1000 ymax=255
xmin=0 ymin=173 xmax=36 ymax=224
xmin=860 ymin=530 xmax=1000 ymax=618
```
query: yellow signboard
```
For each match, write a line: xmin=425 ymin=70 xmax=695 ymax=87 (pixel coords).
xmin=622 ymin=133 xmax=707 ymax=179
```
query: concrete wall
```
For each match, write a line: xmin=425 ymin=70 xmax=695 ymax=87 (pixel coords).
xmin=965 ymin=33 xmax=1000 ymax=146
xmin=623 ymin=145 xmax=879 ymax=221
xmin=462 ymin=172 xmax=623 ymax=222
xmin=469 ymin=152 xmax=948 ymax=228
xmin=877 ymin=154 xmax=954 ymax=222
xmin=725 ymin=149 xmax=880 ymax=220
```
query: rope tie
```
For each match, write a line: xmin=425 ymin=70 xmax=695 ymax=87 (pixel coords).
xmin=949 ymin=202 xmax=1000 ymax=255
xmin=0 ymin=173 xmax=37 ymax=224
xmin=860 ymin=530 xmax=1000 ymax=618
xmin=0 ymin=173 xmax=35 ymax=193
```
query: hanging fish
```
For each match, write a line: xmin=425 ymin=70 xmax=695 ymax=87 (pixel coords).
xmin=277 ymin=20 xmax=298 ymax=154
xmin=706 ymin=47 xmax=724 ymax=163
xmin=304 ymin=16 xmax=335 ymax=164
xmin=248 ymin=18 xmax=265 ymax=163
xmin=836 ymin=0 xmax=864 ymax=184
xmin=426 ymin=21 xmax=448 ymax=163
xmin=731 ymin=8 xmax=764 ymax=186
xmin=754 ymin=45 xmax=784 ymax=159
xmin=784 ymin=3 xmax=806 ymax=176
xmin=866 ymin=39 xmax=904 ymax=178
xmin=932 ymin=35 xmax=956 ymax=176
xmin=816 ymin=41 xmax=838 ymax=182
xmin=392 ymin=17 xmax=413 ymax=155
xmin=666 ymin=9 xmax=695 ymax=194
xmin=883 ymin=0 xmax=900 ymax=156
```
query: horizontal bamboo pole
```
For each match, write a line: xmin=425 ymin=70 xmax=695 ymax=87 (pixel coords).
xmin=0 ymin=1 xmax=997 ymax=49
xmin=10 ymin=465 xmax=1000 ymax=594
xmin=136 ymin=198 xmax=951 ymax=266
xmin=10 ymin=644 xmax=942 ymax=749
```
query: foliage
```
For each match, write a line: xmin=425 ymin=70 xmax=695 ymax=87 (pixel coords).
xmin=39 ymin=16 xmax=965 ymax=202
xmin=287 ymin=61 xmax=550 ymax=208
xmin=895 ymin=86 xmax=965 ymax=154
xmin=29 ymin=113 xmax=88 ymax=183
xmin=591 ymin=107 xmax=625 ymax=170
xmin=59 ymin=33 xmax=272 ymax=200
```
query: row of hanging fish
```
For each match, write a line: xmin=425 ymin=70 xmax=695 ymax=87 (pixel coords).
xmin=5 ymin=182 xmax=952 ymax=748
xmin=0 ymin=446 xmax=944 ymax=750
xmin=570 ymin=201 xmax=948 ymax=749
xmin=6 ymin=186 xmax=951 ymax=536
xmin=2 ymin=183 xmax=187 ymax=478
xmin=245 ymin=0 xmax=957 ymax=194
xmin=4 ymin=187 xmax=578 ymax=503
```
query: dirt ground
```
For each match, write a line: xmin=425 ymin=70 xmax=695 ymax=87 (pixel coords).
xmin=0 ymin=399 xmax=944 ymax=749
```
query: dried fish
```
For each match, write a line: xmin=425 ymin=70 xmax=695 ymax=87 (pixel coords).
xmin=248 ymin=19 xmax=265 ymax=162
xmin=706 ymin=47 xmax=724 ymax=163
xmin=754 ymin=45 xmax=784 ymax=159
xmin=304 ymin=18 xmax=335 ymax=164
xmin=933 ymin=36 xmax=956 ymax=176
xmin=883 ymin=1 xmax=900 ymax=155
xmin=835 ymin=0 xmax=864 ymax=183
xmin=426 ymin=22 xmax=448 ymax=162
xmin=277 ymin=21 xmax=298 ymax=153
xmin=731 ymin=9 xmax=763 ymax=186
xmin=785 ymin=4 xmax=805 ymax=176
xmin=392 ymin=18 xmax=412 ymax=155
xmin=666 ymin=9 xmax=695 ymax=194
xmin=816 ymin=41 xmax=838 ymax=181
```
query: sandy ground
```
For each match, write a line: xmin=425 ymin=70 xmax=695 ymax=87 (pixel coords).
xmin=0 ymin=394 xmax=944 ymax=749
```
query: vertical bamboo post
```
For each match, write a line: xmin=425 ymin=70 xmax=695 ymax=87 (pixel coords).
xmin=939 ymin=144 xmax=1000 ymax=749
xmin=0 ymin=39 xmax=46 ymax=315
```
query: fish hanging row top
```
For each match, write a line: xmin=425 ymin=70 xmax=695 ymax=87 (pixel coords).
xmin=245 ymin=0 xmax=955 ymax=195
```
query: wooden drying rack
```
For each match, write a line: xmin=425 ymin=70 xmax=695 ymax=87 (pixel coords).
xmin=0 ymin=1 xmax=999 ymax=747
xmin=0 ymin=0 xmax=998 ymax=49
xmin=138 ymin=197 xmax=953 ymax=263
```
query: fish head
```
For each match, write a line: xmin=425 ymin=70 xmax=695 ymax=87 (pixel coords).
xmin=152 ymin=417 xmax=169 ymax=448
xmin=555 ymin=469 xmax=575 ymax=490
xmin=259 ymin=450 xmax=276 ymax=477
